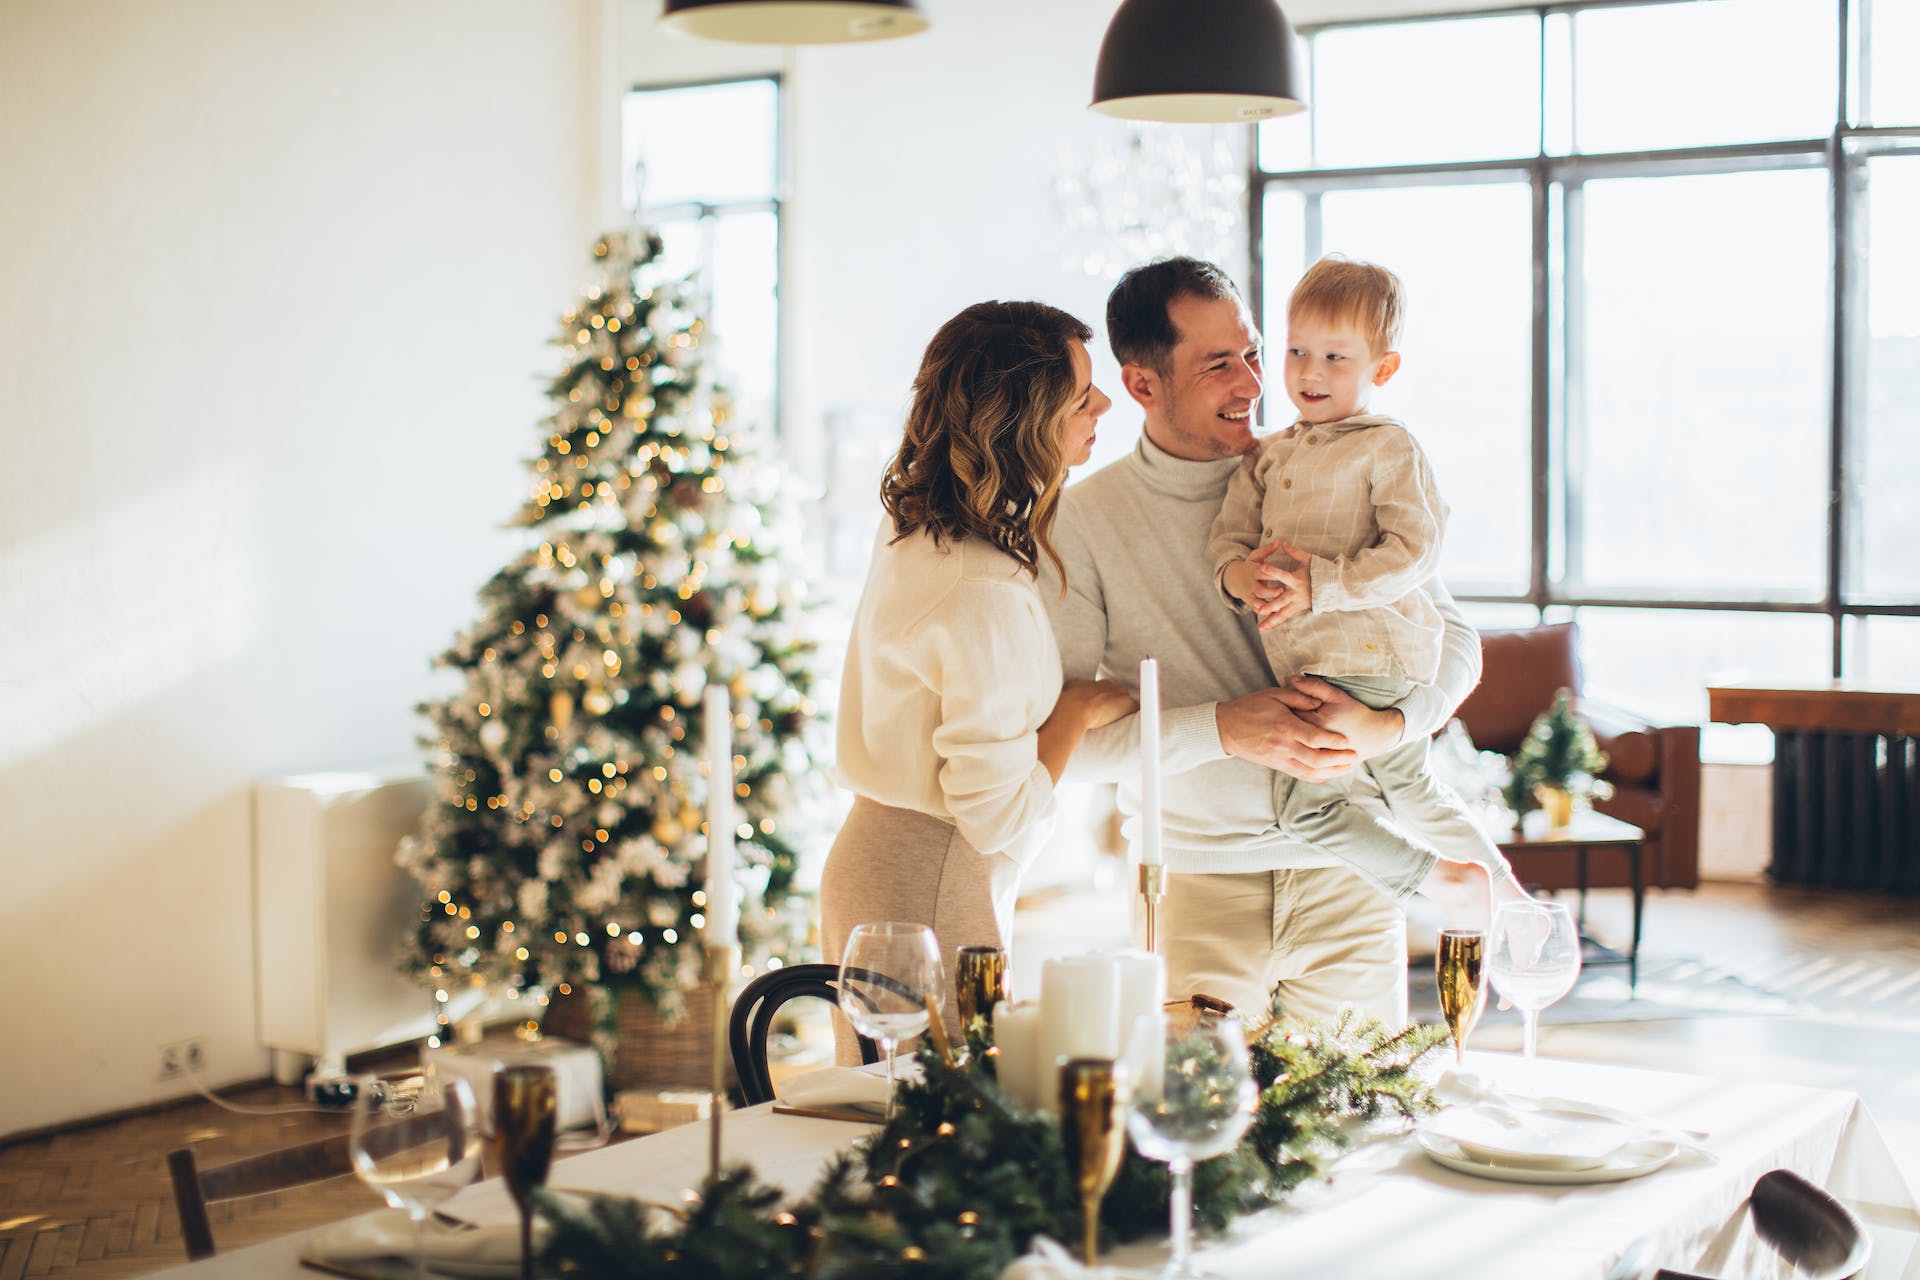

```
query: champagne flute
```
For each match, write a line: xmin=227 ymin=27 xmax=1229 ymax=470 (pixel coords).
xmin=494 ymin=1065 xmax=559 ymax=1280
xmin=348 ymin=1074 xmax=483 ymax=1280
xmin=1435 ymin=929 xmax=1487 ymax=1064
xmin=1125 ymin=1015 xmax=1256 ymax=1279
xmin=837 ymin=922 xmax=942 ymax=1119
xmin=954 ymin=945 xmax=1009 ymax=1034
xmin=1486 ymin=900 xmax=1582 ymax=1060
xmin=1060 ymin=1058 xmax=1130 ymax=1268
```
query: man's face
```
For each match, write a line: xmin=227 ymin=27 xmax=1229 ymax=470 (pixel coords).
xmin=1141 ymin=294 xmax=1263 ymax=461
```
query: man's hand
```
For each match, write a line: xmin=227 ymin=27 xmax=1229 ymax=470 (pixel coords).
xmin=1216 ymin=686 xmax=1358 ymax=782
xmin=1287 ymin=675 xmax=1405 ymax=761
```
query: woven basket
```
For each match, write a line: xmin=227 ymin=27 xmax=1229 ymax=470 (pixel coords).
xmin=544 ymin=982 xmax=732 ymax=1092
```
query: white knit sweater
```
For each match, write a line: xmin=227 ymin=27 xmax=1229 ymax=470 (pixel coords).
xmin=832 ymin=520 xmax=1060 ymax=868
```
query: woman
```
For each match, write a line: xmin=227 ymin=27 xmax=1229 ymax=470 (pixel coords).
xmin=823 ymin=300 xmax=1134 ymax=1056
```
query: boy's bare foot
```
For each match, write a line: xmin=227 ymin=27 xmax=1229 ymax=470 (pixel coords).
xmin=1419 ymin=859 xmax=1492 ymax=933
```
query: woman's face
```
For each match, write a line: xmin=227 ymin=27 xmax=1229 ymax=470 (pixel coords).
xmin=1059 ymin=339 xmax=1111 ymax=468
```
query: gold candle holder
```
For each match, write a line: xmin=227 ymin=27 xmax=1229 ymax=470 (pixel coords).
xmin=1139 ymin=863 xmax=1167 ymax=954
xmin=954 ymin=945 xmax=1010 ymax=1033
xmin=706 ymin=943 xmax=738 ymax=1180
xmin=1435 ymin=929 xmax=1486 ymax=1065
xmin=1058 ymin=1058 xmax=1129 ymax=1267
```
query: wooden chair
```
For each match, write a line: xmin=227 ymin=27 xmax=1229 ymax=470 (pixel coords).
xmin=727 ymin=963 xmax=879 ymax=1106
xmin=167 ymin=1108 xmax=449 ymax=1259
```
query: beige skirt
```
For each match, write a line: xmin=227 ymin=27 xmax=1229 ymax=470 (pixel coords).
xmin=819 ymin=797 xmax=1019 ymax=1064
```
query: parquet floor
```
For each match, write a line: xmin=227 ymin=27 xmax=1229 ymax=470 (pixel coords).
xmin=3 ymin=879 xmax=1915 ymax=1279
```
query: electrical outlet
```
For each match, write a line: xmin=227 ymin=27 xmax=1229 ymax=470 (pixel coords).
xmin=157 ymin=1038 xmax=207 ymax=1081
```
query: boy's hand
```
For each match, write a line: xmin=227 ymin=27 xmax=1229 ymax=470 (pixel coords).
xmin=1254 ymin=541 xmax=1314 ymax=630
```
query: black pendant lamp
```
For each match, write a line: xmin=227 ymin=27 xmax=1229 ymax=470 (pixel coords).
xmin=1091 ymin=0 xmax=1306 ymax=123
xmin=661 ymin=0 xmax=928 ymax=45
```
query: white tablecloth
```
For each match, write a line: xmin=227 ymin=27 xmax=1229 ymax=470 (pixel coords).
xmin=140 ymin=1053 xmax=1918 ymax=1280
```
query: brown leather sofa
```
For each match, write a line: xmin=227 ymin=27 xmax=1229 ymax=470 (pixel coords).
xmin=1453 ymin=622 xmax=1702 ymax=892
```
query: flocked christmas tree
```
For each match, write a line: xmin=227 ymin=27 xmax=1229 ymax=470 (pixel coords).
xmin=397 ymin=225 xmax=825 ymax=1032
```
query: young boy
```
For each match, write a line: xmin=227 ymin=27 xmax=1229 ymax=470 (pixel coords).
xmin=1206 ymin=254 xmax=1527 ymax=924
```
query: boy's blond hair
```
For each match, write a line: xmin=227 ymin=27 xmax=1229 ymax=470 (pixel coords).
xmin=1287 ymin=254 xmax=1405 ymax=356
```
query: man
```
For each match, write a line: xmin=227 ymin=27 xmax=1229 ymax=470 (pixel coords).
xmin=1042 ymin=257 xmax=1482 ymax=1023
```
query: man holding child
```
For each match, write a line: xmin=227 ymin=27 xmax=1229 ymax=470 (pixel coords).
xmin=1043 ymin=255 xmax=1510 ymax=1021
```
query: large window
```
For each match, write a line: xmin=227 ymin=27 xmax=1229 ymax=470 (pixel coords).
xmin=1252 ymin=0 xmax=1920 ymax=740
xmin=623 ymin=77 xmax=782 ymax=436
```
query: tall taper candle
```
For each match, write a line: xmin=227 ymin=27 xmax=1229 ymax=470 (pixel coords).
xmin=702 ymin=684 xmax=738 ymax=949
xmin=1139 ymin=658 xmax=1163 ymax=868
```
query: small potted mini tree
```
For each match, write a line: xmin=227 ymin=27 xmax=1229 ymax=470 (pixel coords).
xmin=1504 ymin=690 xmax=1612 ymax=829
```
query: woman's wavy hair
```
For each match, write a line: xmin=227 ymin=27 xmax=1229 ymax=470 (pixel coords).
xmin=880 ymin=300 xmax=1093 ymax=582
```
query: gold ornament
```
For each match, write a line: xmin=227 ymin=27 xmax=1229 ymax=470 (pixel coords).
xmin=652 ymin=813 xmax=684 ymax=844
xmin=550 ymin=690 xmax=575 ymax=729
xmin=583 ymin=688 xmax=613 ymax=717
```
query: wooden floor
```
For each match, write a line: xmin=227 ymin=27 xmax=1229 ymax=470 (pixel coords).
xmin=3 ymin=878 xmax=1915 ymax=1279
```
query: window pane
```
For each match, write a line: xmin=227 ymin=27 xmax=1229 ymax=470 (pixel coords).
xmin=1459 ymin=603 xmax=1544 ymax=632
xmin=1317 ymin=183 xmax=1533 ymax=594
xmin=1576 ymin=607 xmax=1832 ymax=727
xmin=1572 ymin=0 xmax=1836 ymax=153
xmin=623 ymin=80 xmax=778 ymax=210
xmin=707 ymin=211 xmax=779 ymax=433
xmin=1866 ymin=0 xmax=1920 ymax=126
xmin=1258 ymin=188 xmax=1305 ymax=348
xmin=1571 ymin=169 xmax=1829 ymax=599
xmin=1311 ymin=15 xmax=1540 ymax=168
xmin=1844 ymin=616 xmax=1920 ymax=686
xmin=1257 ymin=87 xmax=1311 ymax=172
xmin=1847 ymin=157 xmax=1920 ymax=604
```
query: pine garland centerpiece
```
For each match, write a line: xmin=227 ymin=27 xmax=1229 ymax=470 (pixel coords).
xmin=397 ymin=227 xmax=827 ymax=1033
xmin=538 ymin=1001 xmax=1449 ymax=1277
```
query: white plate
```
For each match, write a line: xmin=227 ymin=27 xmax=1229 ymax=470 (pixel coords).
xmin=1421 ymin=1102 xmax=1636 ymax=1171
xmin=1417 ymin=1129 xmax=1679 ymax=1184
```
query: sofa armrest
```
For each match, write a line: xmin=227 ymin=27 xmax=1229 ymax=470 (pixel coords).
xmin=1578 ymin=698 xmax=1660 ymax=783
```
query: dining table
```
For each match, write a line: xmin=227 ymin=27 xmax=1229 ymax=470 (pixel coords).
xmin=141 ymin=1052 xmax=1918 ymax=1280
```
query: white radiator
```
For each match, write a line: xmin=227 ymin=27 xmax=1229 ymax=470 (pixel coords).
xmin=253 ymin=773 xmax=440 ymax=1083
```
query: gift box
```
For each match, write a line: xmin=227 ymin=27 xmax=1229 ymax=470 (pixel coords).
xmin=421 ymin=1035 xmax=606 ymax=1135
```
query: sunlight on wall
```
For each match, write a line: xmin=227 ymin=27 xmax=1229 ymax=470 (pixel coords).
xmin=0 ymin=463 xmax=262 ymax=770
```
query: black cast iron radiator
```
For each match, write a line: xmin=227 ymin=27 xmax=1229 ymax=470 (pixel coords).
xmin=1770 ymin=731 xmax=1920 ymax=893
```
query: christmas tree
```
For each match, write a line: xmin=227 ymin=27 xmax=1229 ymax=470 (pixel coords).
xmin=397 ymin=226 xmax=825 ymax=1031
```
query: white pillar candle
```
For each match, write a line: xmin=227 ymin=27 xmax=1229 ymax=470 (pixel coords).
xmin=1112 ymin=948 xmax=1167 ymax=1045
xmin=702 ymin=684 xmax=738 ymax=950
xmin=1037 ymin=954 xmax=1122 ymax=1114
xmin=1139 ymin=658 xmax=1163 ymax=868
xmin=990 ymin=1000 xmax=1041 ymax=1113
xmin=1121 ymin=1009 xmax=1166 ymax=1102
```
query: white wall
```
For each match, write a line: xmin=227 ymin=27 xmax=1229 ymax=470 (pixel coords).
xmin=0 ymin=0 xmax=604 ymax=1136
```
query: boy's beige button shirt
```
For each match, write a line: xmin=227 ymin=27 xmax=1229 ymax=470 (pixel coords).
xmin=1206 ymin=413 xmax=1446 ymax=685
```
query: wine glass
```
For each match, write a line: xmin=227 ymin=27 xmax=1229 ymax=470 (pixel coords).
xmin=1486 ymin=900 xmax=1582 ymax=1060
xmin=1125 ymin=1013 xmax=1258 ymax=1279
xmin=1435 ymin=929 xmax=1487 ymax=1064
xmin=348 ymin=1074 xmax=483 ymax=1280
xmin=493 ymin=1065 xmax=559 ymax=1280
xmin=837 ymin=922 xmax=942 ymax=1119
xmin=1061 ymin=1058 xmax=1130 ymax=1267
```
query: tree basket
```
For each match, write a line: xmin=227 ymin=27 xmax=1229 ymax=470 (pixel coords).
xmin=543 ymin=982 xmax=735 ymax=1092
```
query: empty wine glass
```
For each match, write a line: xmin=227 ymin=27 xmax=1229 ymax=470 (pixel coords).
xmin=348 ymin=1074 xmax=484 ymax=1280
xmin=1486 ymin=899 xmax=1582 ymax=1060
xmin=1125 ymin=1013 xmax=1257 ymax=1279
xmin=837 ymin=921 xmax=942 ymax=1119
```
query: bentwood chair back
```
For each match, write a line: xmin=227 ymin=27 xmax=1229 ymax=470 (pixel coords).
xmin=167 ymin=1106 xmax=449 ymax=1259
xmin=728 ymin=962 xmax=879 ymax=1105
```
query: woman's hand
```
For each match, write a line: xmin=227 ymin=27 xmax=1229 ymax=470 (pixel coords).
xmin=1060 ymin=678 xmax=1139 ymax=731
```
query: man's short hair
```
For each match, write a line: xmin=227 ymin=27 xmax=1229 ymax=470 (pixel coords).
xmin=1288 ymin=255 xmax=1405 ymax=356
xmin=1105 ymin=256 xmax=1242 ymax=376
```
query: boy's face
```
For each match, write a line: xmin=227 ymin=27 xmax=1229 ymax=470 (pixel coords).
xmin=1283 ymin=311 xmax=1400 ymax=426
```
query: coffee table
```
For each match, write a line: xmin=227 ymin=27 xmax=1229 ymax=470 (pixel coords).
xmin=1492 ymin=809 xmax=1647 ymax=989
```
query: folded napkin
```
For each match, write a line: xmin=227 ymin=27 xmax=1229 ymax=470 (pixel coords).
xmin=1430 ymin=1068 xmax=1713 ymax=1162
xmin=301 ymin=1210 xmax=545 ymax=1278
xmin=775 ymin=1066 xmax=893 ymax=1116
xmin=1002 ymin=1235 xmax=1136 ymax=1280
